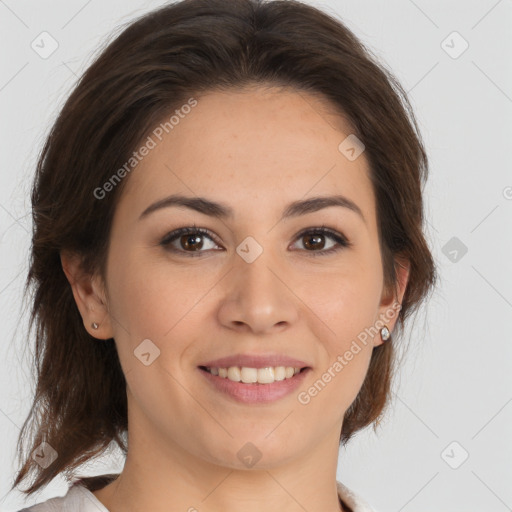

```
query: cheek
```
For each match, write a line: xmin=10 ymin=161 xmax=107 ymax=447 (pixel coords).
xmin=106 ymin=244 xmax=194 ymax=336
xmin=296 ymin=254 xmax=382 ymax=406
xmin=302 ymin=256 xmax=383 ymax=341
xmin=106 ymin=247 xmax=229 ymax=385
xmin=299 ymin=278 xmax=377 ymax=416
xmin=106 ymin=252 xmax=208 ymax=422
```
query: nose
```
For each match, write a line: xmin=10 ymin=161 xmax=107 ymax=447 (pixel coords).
xmin=217 ymin=253 xmax=299 ymax=335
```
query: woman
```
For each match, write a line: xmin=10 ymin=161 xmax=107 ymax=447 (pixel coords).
xmin=12 ymin=0 xmax=436 ymax=510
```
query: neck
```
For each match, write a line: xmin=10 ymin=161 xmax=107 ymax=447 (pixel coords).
xmin=92 ymin=423 xmax=345 ymax=512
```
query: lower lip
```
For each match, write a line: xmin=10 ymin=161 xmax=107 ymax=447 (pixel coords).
xmin=198 ymin=367 xmax=311 ymax=404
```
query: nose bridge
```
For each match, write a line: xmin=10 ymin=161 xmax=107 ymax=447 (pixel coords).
xmin=234 ymin=238 xmax=282 ymax=305
xmin=218 ymin=236 xmax=298 ymax=332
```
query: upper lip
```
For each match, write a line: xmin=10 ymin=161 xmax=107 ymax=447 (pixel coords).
xmin=199 ymin=353 xmax=312 ymax=369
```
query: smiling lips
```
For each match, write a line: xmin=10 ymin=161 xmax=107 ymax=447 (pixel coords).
xmin=198 ymin=353 xmax=312 ymax=403
xmin=198 ymin=353 xmax=310 ymax=384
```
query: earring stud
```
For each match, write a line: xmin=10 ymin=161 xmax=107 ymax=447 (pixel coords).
xmin=91 ymin=322 xmax=99 ymax=329
xmin=380 ymin=325 xmax=390 ymax=341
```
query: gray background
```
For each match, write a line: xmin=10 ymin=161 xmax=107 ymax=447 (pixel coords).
xmin=1 ymin=0 xmax=511 ymax=510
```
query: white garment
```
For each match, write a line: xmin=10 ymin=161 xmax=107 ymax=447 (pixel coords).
xmin=17 ymin=480 xmax=378 ymax=512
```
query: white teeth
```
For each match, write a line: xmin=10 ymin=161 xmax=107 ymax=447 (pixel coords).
xmin=227 ymin=366 xmax=241 ymax=382
xmin=241 ymin=367 xmax=258 ymax=383
xmin=257 ymin=367 xmax=274 ymax=384
xmin=206 ymin=365 xmax=303 ymax=384
xmin=274 ymin=366 xmax=286 ymax=381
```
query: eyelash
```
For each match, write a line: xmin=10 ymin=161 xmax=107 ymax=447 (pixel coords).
xmin=159 ymin=224 xmax=351 ymax=258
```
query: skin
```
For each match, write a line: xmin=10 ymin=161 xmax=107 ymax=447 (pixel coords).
xmin=62 ymin=86 xmax=409 ymax=512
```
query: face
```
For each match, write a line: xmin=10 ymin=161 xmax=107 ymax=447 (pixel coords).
xmin=69 ymin=86 xmax=406 ymax=471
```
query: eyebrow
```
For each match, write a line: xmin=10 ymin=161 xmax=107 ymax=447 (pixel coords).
xmin=138 ymin=193 xmax=366 ymax=224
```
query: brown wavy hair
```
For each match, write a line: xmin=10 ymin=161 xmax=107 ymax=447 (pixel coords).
xmin=12 ymin=0 xmax=436 ymax=496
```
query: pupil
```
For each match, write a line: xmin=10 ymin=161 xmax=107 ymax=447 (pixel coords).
xmin=183 ymin=234 xmax=203 ymax=250
xmin=305 ymin=234 xmax=324 ymax=250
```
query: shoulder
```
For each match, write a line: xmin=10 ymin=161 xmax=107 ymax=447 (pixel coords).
xmin=15 ymin=483 xmax=109 ymax=512
xmin=337 ymin=480 xmax=380 ymax=512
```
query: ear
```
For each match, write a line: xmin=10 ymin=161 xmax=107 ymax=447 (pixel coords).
xmin=60 ymin=250 xmax=114 ymax=340
xmin=375 ymin=255 xmax=410 ymax=346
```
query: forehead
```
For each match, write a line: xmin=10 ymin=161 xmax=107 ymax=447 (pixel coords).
xmin=118 ymin=86 xmax=376 ymax=225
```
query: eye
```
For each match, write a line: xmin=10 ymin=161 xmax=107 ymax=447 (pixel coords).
xmin=159 ymin=224 xmax=351 ymax=257
xmin=159 ymin=225 xmax=221 ymax=257
xmin=290 ymin=226 xmax=351 ymax=256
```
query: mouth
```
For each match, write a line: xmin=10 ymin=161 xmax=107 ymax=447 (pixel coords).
xmin=198 ymin=365 xmax=310 ymax=385
xmin=197 ymin=364 xmax=312 ymax=403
